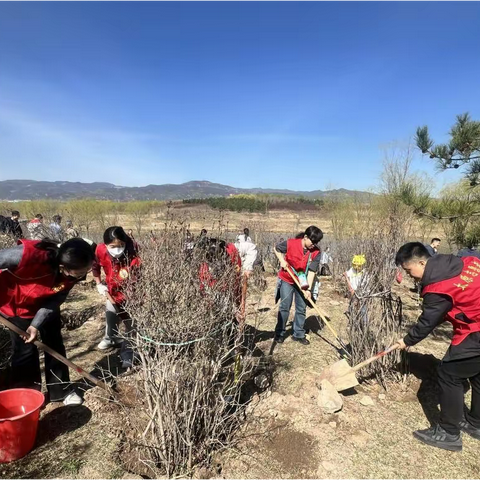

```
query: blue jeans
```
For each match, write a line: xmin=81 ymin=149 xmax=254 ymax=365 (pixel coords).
xmin=275 ymin=280 xmax=307 ymax=339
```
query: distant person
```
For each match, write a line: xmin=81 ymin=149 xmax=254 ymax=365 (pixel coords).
xmin=0 ymin=211 xmax=23 ymax=239
xmin=273 ymin=226 xmax=323 ymax=346
xmin=184 ymin=230 xmax=195 ymax=255
xmin=457 ymin=241 xmax=480 ymax=260
xmin=8 ymin=211 xmax=23 ymax=239
xmin=234 ymin=234 xmax=258 ymax=276
xmin=320 ymin=246 xmax=332 ymax=276
xmin=64 ymin=220 xmax=79 ymax=240
xmin=241 ymin=228 xmax=252 ymax=243
xmin=344 ymin=254 xmax=367 ymax=296
xmin=196 ymin=228 xmax=208 ymax=248
xmin=27 ymin=214 xmax=45 ymax=240
xmin=49 ymin=215 xmax=63 ymax=240
xmin=425 ymin=238 xmax=441 ymax=256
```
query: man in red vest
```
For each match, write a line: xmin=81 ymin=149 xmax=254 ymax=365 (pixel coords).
xmin=394 ymin=242 xmax=480 ymax=452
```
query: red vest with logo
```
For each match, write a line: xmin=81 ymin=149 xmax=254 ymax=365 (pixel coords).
xmin=94 ymin=243 xmax=141 ymax=304
xmin=0 ymin=240 xmax=76 ymax=319
xmin=278 ymin=238 xmax=320 ymax=284
xmin=422 ymin=256 xmax=480 ymax=345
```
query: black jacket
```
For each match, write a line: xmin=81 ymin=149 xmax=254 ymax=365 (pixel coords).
xmin=404 ymin=254 xmax=480 ymax=361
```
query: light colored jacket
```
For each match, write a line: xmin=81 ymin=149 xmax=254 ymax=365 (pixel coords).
xmin=235 ymin=241 xmax=258 ymax=272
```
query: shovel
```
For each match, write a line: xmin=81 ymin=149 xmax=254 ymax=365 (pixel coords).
xmin=319 ymin=344 xmax=400 ymax=391
xmin=0 ymin=313 xmax=116 ymax=398
xmin=275 ymin=250 xmax=350 ymax=357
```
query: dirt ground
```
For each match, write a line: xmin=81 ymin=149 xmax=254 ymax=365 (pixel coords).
xmin=1 ymin=273 xmax=480 ymax=479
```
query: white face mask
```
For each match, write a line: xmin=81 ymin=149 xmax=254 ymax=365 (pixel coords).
xmin=107 ymin=246 xmax=125 ymax=258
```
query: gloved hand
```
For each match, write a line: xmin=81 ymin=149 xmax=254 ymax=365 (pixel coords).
xmin=96 ymin=283 xmax=109 ymax=297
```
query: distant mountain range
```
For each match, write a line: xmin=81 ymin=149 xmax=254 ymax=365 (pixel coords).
xmin=0 ymin=179 xmax=372 ymax=202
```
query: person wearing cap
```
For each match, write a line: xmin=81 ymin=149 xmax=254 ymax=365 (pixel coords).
xmin=344 ymin=254 xmax=366 ymax=296
xmin=273 ymin=226 xmax=323 ymax=346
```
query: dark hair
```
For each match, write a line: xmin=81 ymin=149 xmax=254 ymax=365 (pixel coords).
xmin=431 ymin=238 xmax=441 ymax=243
xmin=103 ymin=226 xmax=137 ymax=256
xmin=35 ymin=214 xmax=43 ymax=220
xmin=244 ymin=227 xmax=250 ymax=241
xmin=36 ymin=238 xmax=95 ymax=271
xmin=103 ymin=226 xmax=129 ymax=244
xmin=53 ymin=215 xmax=62 ymax=223
xmin=201 ymin=228 xmax=208 ymax=235
xmin=395 ymin=242 xmax=431 ymax=266
xmin=11 ymin=211 xmax=19 ymax=217
xmin=295 ymin=225 xmax=323 ymax=244
xmin=204 ymin=238 xmax=226 ymax=263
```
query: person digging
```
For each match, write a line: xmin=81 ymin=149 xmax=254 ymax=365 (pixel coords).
xmin=392 ymin=242 xmax=480 ymax=452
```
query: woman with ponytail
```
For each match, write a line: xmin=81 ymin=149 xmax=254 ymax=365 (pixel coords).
xmin=92 ymin=226 xmax=140 ymax=367
xmin=0 ymin=237 xmax=95 ymax=405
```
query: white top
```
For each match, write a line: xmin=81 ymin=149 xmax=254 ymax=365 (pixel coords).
xmin=234 ymin=240 xmax=258 ymax=271
xmin=345 ymin=267 xmax=365 ymax=292
xmin=236 ymin=234 xmax=252 ymax=243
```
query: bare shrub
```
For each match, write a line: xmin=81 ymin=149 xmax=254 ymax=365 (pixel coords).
xmin=121 ymin=223 xmax=259 ymax=477
xmin=342 ymin=237 xmax=405 ymax=386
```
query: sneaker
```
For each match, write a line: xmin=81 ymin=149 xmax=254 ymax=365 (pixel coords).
xmin=63 ymin=391 xmax=83 ymax=406
xmin=413 ymin=425 xmax=462 ymax=452
xmin=292 ymin=336 xmax=310 ymax=346
xmin=459 ymin=418 xmax=480 ymax=441
xmin=97 ymin=338 xmax=121 ymax=350
xmin=274 ymin=336 xmax=284 ymax=344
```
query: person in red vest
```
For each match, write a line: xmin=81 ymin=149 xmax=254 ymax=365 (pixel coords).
xmin=274 ymin=226 xmax=323 ymax=346
xmin=393 ymin=242 xmax=480 ymax=452
xmin=0 ymin=238 xmax=94 ymax=405
xmin=92 ymin=226 xmax=140 ymax=367
xmin=199 ymin=239 xmax=241 ymax=303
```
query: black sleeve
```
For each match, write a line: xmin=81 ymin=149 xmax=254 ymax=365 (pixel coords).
xmin=275 ymin=241 xmax=288 ymax=254
xmin=0 ymin=245 xmax=23 ymax=270
xmin=404 ymin=293 xmax=453 ymax=346
xmin=30 ymin=289 xmax=71 ymax=329
xmin=308 ymin=255 xmax=321 ymax=272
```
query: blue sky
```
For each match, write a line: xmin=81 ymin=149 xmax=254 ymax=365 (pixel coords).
xmin=0 ymin=2 xmax=479 ymax=191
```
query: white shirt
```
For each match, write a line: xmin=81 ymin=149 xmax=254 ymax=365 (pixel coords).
xmin=234 ymin=241 xmax=258 ymax=271
xmin=345 ymin=267 xmax=365 ymax=292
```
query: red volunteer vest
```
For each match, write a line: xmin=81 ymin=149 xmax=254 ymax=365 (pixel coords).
xmin=0 ymin=240 xmax=76 ymax=319
xmin=278 ymin=238 xmax=320 ymax=284
xmin=199 ymin=244 xmax=241 ymax=305
xmin=422 ymin=256 xmax=480 ymax=345
xmin=94 ymin=243 xmax=141 ymax=304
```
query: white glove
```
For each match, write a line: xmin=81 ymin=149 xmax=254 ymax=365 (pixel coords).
xmin=96 ymin=283 xmax=108 ymax=297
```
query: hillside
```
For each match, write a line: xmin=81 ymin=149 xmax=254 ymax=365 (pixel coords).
xmin=0 ymin=179 xmax=372 ymax=201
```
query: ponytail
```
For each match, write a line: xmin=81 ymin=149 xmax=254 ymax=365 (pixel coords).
xmin=36 ymin=238 xmax=94 ymax=270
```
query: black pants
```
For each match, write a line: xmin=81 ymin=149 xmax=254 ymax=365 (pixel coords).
xmin=8 ymin=313 xmax=72 ymax=401
xmin=438 ymin=355 xmax=480 ymax=435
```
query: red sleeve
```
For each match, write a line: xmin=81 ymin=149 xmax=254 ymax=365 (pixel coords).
xmin=92 ymin=244 xmax=103 ymax=278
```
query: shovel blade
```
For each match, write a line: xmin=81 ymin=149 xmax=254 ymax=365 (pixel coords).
xmin=319 ymin=358 xmax=359 ymax=392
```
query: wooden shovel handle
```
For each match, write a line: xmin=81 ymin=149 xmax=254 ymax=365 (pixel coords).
xmin=279 ymin=256 xmax=342 ymax=340
xmin=351 ymin=344 xmax=400 ymax=373
xmin=0 ymin=314 xmax=113 ymax=395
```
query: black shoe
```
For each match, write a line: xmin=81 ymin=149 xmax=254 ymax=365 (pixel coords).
xmin=292 ymin=336 xmax=310 ymax=346
xmin=413 ymin=425 xmax=462 ymax=452
xmin=459 ymin=418 xmax=480 ymax=440
xmin=274 ymin=336 xmax=284 ymax=344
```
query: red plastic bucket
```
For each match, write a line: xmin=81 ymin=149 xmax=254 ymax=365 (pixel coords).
xmin=0 ymin=388 xmax=45 ymax=463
